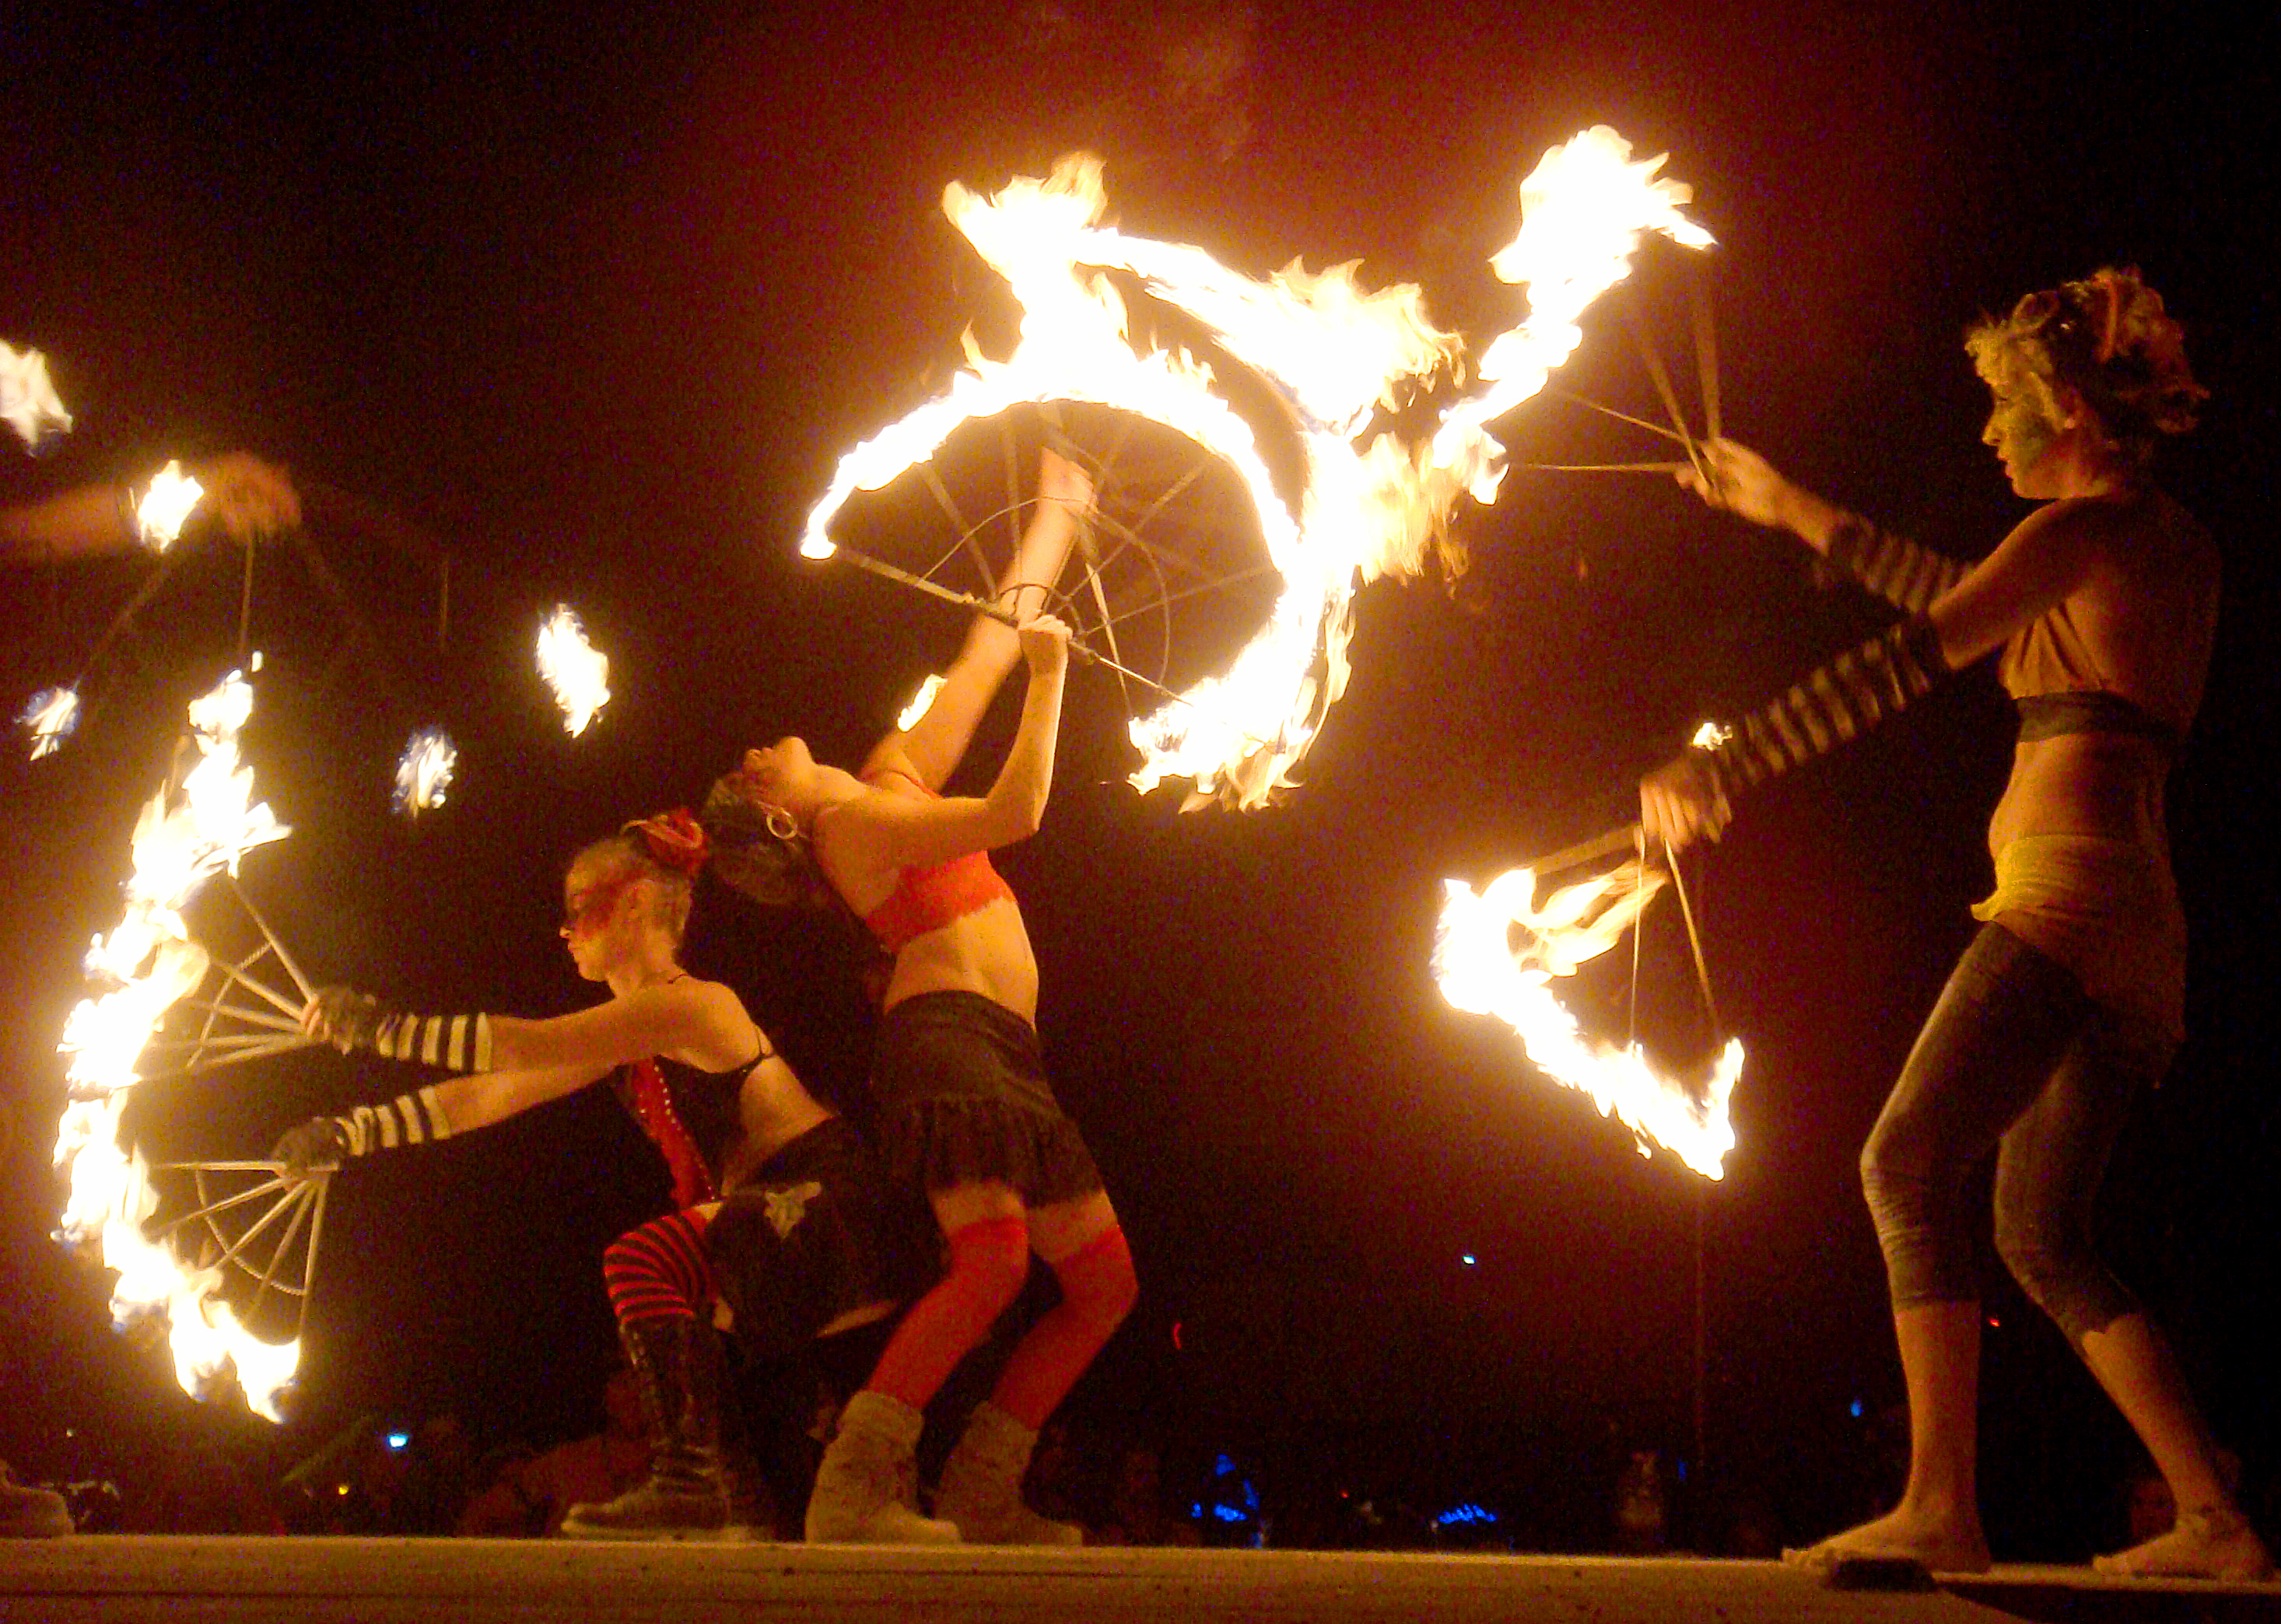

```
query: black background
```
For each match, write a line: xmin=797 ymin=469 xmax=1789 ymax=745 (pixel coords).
xmin=2 ymin=0 xmax=2273 ymax=1554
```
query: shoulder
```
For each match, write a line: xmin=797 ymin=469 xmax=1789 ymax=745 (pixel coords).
xmin=1982 ymin=495 xmax=2137 ymax=592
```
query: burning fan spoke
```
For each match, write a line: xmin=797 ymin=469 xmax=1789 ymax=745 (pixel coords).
xmin=147 ymin=1161 xmax=330 ymax=1343
xmin=806 ymin=131 xmax=1714 ymax=808
xmin=135 ymin=876 xmax=320 ymax=1085
xmin=834 ymin=403 xmax=1284 ymax=726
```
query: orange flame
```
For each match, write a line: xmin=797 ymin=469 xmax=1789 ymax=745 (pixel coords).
xmin=51 ymin=670 xmax=301 ymax=1419
xmin=537 ymin=606 xmax=611 ymax=737
xmin=1435 ymin=863 xmax=1741 ymax=1178
xmin=803 ymin=128 xmax=1708 ymax=809
xmin=134 ymin=461 xmax=205 ymax=553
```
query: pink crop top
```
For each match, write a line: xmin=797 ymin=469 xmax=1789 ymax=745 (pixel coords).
xmin=859 ymin=770 xmax=1016 ymax=953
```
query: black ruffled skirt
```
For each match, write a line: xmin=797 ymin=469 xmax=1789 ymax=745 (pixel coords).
xmin=871 ymin=991 xmax=1104 ymax=1206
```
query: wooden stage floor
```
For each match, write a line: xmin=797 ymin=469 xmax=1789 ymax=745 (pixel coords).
xmin=4 ymin=1537 xmax=2273 ymax=1622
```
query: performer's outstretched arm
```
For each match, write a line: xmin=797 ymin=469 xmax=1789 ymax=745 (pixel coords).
xmin=824 ymin=617 xmax=1070 ymax=870
xmin=1642 ymin=495 xmax=2111 ymax=849
xmin=301 ymin=975 xmax=760 ymax=1076
xmin=2 ymin=454 xmax=300 ymax=563
xmin=270 ymin=1056 xmax=615 ymax=1172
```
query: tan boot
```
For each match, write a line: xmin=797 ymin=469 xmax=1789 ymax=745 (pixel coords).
xmin=804 ymin=1391 xmax=961 ymax=1544
xmin=933 ymin=1402 xmax=1081 ymax=1545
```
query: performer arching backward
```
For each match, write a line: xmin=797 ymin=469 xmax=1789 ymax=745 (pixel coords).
xmin=278 ymin=811 xmax=932 ymax=1542
xmin=701 ymin=447 xmax=1137 ymax=1545
xmin=1639 ymin=268 xmax=2271 ymax=1583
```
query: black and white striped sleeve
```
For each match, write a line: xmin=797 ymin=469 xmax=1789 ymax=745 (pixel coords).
xmin=1697 ymin=616 xmax=1951 ymax=796
xmin=1823 ymin=513 xmax=1967 ymax=614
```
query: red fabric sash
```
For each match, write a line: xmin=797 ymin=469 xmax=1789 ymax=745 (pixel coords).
xmin=625 ymin=1059 xmax=717 ymax=1209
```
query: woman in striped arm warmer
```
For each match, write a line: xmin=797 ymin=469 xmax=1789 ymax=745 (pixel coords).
xmin=1639 ymin=269 xmax=2267 ymax=1583
xmin=275 ymin=811 xmax=927 ymax=1542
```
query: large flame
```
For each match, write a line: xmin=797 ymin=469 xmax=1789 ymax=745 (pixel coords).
xmin=51 ymin=670 xmax=301 ymax=1418
xmin=2 ymin=338 xmax=72 ymax=450
xmin=801 ymin=128 xmax=1708 ymax=809
xmin=1434 ymin=863 xmax=1742 ymax=1178
xmin=537 ymin=606 xmax=611 ymax=737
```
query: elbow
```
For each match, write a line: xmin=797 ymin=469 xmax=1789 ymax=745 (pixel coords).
xmin=986 ymin=791 xmax=1047 ymax=845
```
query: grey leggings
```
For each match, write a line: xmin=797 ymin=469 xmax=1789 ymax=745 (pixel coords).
xmin=1860 ymin=922 xmax=2171 ymax=1343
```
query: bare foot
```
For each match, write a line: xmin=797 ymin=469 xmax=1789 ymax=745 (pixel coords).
xmin=1783 ymin=1506 xmax=1992 ymax=1576
xmin=2094 ymin=1507 xmax=2274 ymax=1584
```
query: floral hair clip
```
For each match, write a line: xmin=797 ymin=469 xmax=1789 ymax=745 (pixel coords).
xmin=626 ymin=807 xmax=710 ymax=875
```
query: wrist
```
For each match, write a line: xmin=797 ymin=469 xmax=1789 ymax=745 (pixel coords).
xmin=1782 ymin=487 xmax=1842 ymax=553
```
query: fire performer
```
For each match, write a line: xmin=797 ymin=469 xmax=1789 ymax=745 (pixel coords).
xmin=1639 ymin=268 xmax=2270 ymax=1582
xmin=704 ymin=447 xmax=1136 ymax=1545
xmin=275 ymin=810 xmax=929 ymax=1542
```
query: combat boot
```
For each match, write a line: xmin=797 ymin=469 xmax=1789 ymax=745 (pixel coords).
xmin=562 ymin=1318 xmax=732 ymax=1541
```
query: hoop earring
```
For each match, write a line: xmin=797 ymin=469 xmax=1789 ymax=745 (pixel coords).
xmin=763 ymin=804 xmax=799 ymax=843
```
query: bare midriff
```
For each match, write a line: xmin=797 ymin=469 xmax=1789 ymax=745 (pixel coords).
xmin=879 ymin=897 xmax=1040 ymax=1024
xmin=720 ymin=1053 xmax=838 ymax=1192
xmin=1987 ymin=732 xmax=2171 ymax=859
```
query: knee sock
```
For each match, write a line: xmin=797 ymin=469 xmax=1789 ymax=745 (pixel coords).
xmin=991 ymin=1225 xmax=1137 ymax=1431
xmin=864 ymin=1214 xmax=1031 ymax=1412
xmin=602 ymin=1209 xmax=719 ymax=1328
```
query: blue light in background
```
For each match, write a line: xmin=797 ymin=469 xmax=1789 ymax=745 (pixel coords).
xmin=1435 ymin=1503 xmax=1499 ymax=1528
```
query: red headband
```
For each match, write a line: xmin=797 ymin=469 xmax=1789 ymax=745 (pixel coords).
xmin=625 ymin=807 xmax=710 ymax=876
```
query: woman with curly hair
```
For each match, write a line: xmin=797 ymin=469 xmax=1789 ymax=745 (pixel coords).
xmin=277 ymin=812 xmax=927 ymax=1542
xmin=704 ymin=448 xmax=1137 ymax=1545
xmin=1640 ymin=268 xmax=2270 ymax=1581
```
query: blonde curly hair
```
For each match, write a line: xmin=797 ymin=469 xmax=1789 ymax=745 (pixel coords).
xmin=1966 ymin=268 xmax=2207 ymax=465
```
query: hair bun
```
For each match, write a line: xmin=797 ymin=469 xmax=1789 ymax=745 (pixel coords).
xmin=625 ymin=807 xmax=710 ymax=875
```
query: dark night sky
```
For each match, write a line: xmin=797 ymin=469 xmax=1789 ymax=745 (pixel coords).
xmin=2 ymin=1 xmax=2275 ymax=1551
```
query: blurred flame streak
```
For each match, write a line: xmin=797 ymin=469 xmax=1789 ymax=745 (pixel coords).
xmin=2 ymin=339 xmax=72 ymax=449
xmin=393 ymin=725 xmax=457 ymax=815
xmin=51 ymin=670 xmax=301 ymax=1419
xmin=1434 ymin=865 xmax=1742 ymax=1179
xmin=802 ymin=128 xmax=1708 ymax=810
xmin=536 ymin=606 xmax=611 ymax=737
xmin=19 ymin=685 xmax=79 ymax=759
xmin=135 ymin=461 xmax=205 ymax=553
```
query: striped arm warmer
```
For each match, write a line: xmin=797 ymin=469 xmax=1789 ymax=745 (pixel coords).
xmin=1698 ymin=617 xmax=1950 ymax=796
xmin=370 ymin=1010 xmax=495 ymax=1072
xmin=1824 ymin=513 xmax=1967 ymax=614
xmin=335 ymin=1087 xmax=455 ymax=1155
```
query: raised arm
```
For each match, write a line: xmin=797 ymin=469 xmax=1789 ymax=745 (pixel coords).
xmin=865 ymin=448 xmax=1091 ymax=790
xmin=823 ymin=616 xmax=1071 ymax=873
xmin=1679 ymin=439 xmax=1967 ymax=613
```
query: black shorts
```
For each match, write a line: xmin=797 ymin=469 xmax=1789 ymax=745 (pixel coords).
xmin=870 ymin=990 xmax=1105 ymax=1207
xmin=705 ymin=1117 xmax=937 ymax=1362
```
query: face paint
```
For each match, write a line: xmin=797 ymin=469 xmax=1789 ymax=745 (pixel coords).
xmin=1985 ymin=370 xmax=2062 ymax=476
xmin=562 ymin=870 xmax=638 ymax=936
